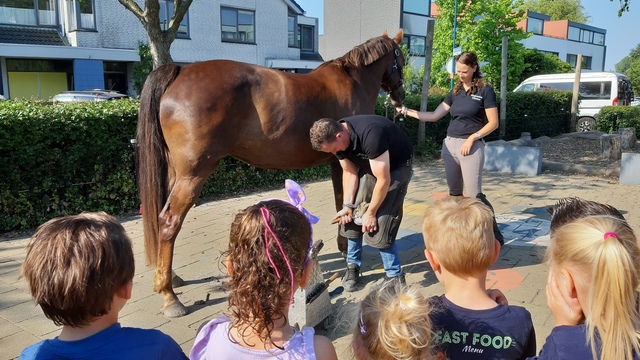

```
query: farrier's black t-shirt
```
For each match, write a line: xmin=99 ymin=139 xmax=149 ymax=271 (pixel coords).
xmin=335 ymin=114 xmax=413 ymax=172
xmin=444 ymin=85 xmax=497 ymax=138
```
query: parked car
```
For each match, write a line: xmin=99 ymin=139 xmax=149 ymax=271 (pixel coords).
xmin=631 ymin=97 xmax=640 ymax=106
xmin=513 ymin=72 xmax=633 ymax=131
xmin=52 ymin=90 xmax=129 ymax=102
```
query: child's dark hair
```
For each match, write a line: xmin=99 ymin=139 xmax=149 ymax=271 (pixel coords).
xmin=548 ymin=197 xmax=628 ymax=234
xmin=226 ymin=199 xmax=312 ymax=348
xmin=21 ymin=212 xmax=135 ymax=327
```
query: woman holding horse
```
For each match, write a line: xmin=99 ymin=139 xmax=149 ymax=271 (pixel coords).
xmin=397 ymin=51 xmax=503 ymax=244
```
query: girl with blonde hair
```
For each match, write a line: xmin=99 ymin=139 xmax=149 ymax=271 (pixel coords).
xmin=536 ymin=215 xmax=640 ymax=360
xmin=352 ymin=282 xmax=435 ymax=360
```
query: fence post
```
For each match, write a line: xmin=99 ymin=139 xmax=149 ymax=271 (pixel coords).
xmin=523 ymin=114 xmax=528 ymax=133
xmin=613 ymin=113 xmax=618 ymax=132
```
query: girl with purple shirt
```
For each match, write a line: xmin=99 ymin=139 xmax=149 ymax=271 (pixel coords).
xmin=190 ymin=199 xmax=337 ymax=360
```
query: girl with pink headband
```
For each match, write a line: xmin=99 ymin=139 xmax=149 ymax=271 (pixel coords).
xmin=533 ymin=215 xmax=640 ymax=360
xmin=190 ymin=196 xmax=337 ymax=360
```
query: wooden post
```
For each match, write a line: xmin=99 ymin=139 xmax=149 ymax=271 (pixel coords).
xmin=500 ymin=36 xmax=508 ymax=139
xmin=570 ymin=54 xmax=582 ymax=132
xmin=418 ymin=18 xmax=435 ymax=148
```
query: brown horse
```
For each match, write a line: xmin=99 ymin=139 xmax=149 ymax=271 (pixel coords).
xmin=137 ymin=30 xmax=406 ymax=317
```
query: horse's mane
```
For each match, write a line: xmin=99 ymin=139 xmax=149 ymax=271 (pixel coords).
xmin=318 ymin=34 xmax=395 ymax=70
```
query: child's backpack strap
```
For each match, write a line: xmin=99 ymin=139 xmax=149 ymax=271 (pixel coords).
xmin=302 ymin=327 xmax=317 ymax=359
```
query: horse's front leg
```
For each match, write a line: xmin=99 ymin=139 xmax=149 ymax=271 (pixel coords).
xmin=329 ymin=159 xmax=348 ymax=257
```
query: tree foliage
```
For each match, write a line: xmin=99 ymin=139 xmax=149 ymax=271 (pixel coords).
xmin=132 ymin=42 xmax=153 ymax=94
xmin=615 ymin=44 xmax=640 ymax=92
xmin=400 ymin=44 xmax=426 ymax=94
xmin=521 ymin=0 xmax=589 ymax=23
xmin=433 ymin=0 xmax=530 ymax=91
xmin=520 ymin=48 xmax=573 ymax=83
xmin=118 ymin=0 xmax=192 ymax=68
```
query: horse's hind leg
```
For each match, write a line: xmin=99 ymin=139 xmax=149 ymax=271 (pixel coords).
xmin=155 ymin=174 xmax=210 ymax=317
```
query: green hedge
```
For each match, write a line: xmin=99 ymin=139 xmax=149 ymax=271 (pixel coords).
xmin=377 ymin=90 xmax=573 ymax=146
xmin=596 ymin=106 xmax=640 ymax=133
xmin=0 ymin=99 xmax=330 ymax=232
xmin=0 ymin=100 xmax=139 ymax=230
xmin=0 ymin=90 xmax=575 ymax=232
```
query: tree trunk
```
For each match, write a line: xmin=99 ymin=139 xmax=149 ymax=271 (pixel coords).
xmin=118 ymin=0 xmax=192 ymax=68
xmin=147 ymin=25 xmax=173 ymax=68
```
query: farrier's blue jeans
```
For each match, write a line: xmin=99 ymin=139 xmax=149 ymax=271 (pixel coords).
xmin=346 ymin=235 xmax=402 ymax=277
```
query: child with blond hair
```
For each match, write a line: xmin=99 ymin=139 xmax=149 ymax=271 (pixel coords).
xmin=19 ymin=212 xmax=187 ymax=360
xmin=190 ymin=199 xmax=338 ymax=360
xmin=422 ymin=198 xmax=536 ymax=359
xmin=531 ymin=213 xmax=640 ymax=360
xmin=352 ymin=282 xmax=435 ymax=360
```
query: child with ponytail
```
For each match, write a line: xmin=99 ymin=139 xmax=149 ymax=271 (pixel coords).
xmin=190 ymin=198 xmax=337 ymax=360
xmin=352 ymin=282 xmax=435 ymax=360
xmin=534 ymin=213 xmax=640 ymax=360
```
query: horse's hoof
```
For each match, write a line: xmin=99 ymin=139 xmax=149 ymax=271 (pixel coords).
xmin=163 ymin=301 xmax=188 ymax=318
xmin=172 ymin=274 xmax=185 ymax=288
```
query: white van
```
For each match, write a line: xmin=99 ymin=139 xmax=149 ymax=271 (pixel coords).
xmin=513 ymin=72 xmax=633 ymax=131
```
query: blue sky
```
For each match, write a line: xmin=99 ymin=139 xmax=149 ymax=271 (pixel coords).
xmin=294 ymin=0 xmax=639 ymax=71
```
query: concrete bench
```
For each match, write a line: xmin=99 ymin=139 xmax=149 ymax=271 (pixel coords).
xmin=620 ymin=153 xmax=640 ymax=185
xmin=484 ymin=140 xmax=542 ymax=175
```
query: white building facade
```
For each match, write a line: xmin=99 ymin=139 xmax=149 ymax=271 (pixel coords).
xmin=0 ymin=0 xmax=322 ymax=99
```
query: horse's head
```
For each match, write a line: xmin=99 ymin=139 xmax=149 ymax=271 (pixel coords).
xmin=380 ymin=29 xmax=406 ymax=107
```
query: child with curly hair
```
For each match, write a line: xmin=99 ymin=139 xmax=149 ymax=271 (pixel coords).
xmin=190 ymin=199 xmax=338 ymax=360
xmin=352 ymin=282 xmax=435 ymax=360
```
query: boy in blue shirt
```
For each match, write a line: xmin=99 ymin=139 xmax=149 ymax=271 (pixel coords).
xmin=19 ymin=212 xmax=188 ymax=360
xmin=422 ymin=198 xmax=536 ymax=359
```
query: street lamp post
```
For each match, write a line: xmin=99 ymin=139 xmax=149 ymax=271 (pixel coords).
xmin=450 ymin=0 xmax=458 ymax=91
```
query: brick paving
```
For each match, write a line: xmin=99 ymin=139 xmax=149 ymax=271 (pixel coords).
xmin=1 ymin=164 xmax=639 ymax=359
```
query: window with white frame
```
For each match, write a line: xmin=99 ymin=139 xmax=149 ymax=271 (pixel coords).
xmin=66 ymin=0 xmax=95 ymax=30
xmin=0 ymin=0 xmax=56 ymax=26
xmin=159 ymin=0 xmax=189 ymax=38
xmin=221 ymin=7 xmax=255 ymax=44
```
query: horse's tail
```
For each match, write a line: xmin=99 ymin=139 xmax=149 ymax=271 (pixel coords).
xmin=136 ymin=64 xmax=180 ymax=266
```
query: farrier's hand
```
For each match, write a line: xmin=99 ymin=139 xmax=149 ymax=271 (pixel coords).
xmin=331 ymin=207 xmax=353 ymax=225
xmin=361 ymin=211 xmax=377 ymax=233
xmin=461 ymin=137 xmax=475 ymax=156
